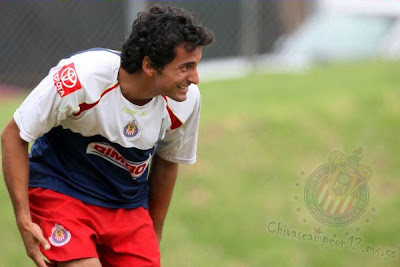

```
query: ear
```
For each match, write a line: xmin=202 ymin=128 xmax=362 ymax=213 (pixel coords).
xmin=142 ymin=56 xmax=156 ymax=76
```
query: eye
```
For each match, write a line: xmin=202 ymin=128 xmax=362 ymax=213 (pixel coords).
xmin=180 ymin=63 xmax=193 ymax=71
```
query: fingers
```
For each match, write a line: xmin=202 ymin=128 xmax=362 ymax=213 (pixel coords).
xmin=19 ymin=222 xmax=52 ymax=267
xmin=31 ymin=223 xmax=51 ymax=250
xmin=31 ymin=253 xmax=49 ymax=267
xmin=25 ymin=243 xmax=48 ymax=267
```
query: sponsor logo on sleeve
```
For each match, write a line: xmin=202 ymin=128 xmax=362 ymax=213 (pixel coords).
xmin=53 ymin=63 xmax=82 ymax=97
xmin=86 ymin=142 xmax=151 ymax=179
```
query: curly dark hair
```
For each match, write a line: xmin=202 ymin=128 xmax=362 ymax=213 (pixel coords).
xmin=121 ymin=4 xmax=214 ymax=74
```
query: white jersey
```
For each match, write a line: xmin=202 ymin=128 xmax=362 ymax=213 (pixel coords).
xmin=14 ymin=48 xmax=201 ymax=208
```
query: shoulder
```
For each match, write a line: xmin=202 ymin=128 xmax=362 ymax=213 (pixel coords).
xmin=52 ymin=48 xmax=121 ymax=97
xmin=166 ymin=84 xmax=201 ymax=124
xmin=65 ymin=48 xmax=120 ymax=65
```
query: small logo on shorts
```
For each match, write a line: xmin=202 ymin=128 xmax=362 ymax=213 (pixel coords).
xmin=48 ymin=224 xmax=71 ymax=247
xmin=123 ymin=119 xmax=140 ymax=140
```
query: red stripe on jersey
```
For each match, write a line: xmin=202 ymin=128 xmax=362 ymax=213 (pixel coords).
xmin=73 ymin=82 xmax=119 ymax=117
xmin=162 ymin=96 xmax=182 ymax=130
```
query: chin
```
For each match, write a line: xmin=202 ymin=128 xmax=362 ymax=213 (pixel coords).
xmin=170 ymin=94 xmax=187 ymax=102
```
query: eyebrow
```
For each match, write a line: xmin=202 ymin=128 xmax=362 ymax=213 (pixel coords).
xmin=179 ymin=61 xmax=196 ymax=67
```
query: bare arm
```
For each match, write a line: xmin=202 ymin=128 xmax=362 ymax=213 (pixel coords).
xmin=148 ymin=153 xmax=179 ymax=243
xmin=1 ymin=119 xmax=50 ymax=267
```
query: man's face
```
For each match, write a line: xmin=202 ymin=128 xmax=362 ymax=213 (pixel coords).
xmin=153 ymin=44 xmax=203 ymax=102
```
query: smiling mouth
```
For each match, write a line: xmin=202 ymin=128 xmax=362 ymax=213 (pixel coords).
xmin=178 ymin=85 xmax=188 ymax=90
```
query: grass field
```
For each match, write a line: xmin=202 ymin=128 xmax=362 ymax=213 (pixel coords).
xmin=1 ymin=61 xmax=399 ymax=267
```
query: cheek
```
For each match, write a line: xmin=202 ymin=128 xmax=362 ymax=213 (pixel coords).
xmin=155 ymin=72 xmax=182 ymax=90
xmin=174 ymin=70 xmax=186 ymax=79
xmin=166 ymin=76 xmax=182 ymax=87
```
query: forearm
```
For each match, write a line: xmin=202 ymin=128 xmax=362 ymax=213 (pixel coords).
xmin=2 ymin=120 xmax=51 ymax=266
xmin=148 ymin=153 xmax=179 ymax=241
xmin=1 ymin=119 xmax=31 ymax=226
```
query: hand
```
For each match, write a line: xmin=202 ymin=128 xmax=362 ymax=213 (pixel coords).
xmin=18 ymin=221 xmax=51 ymax=267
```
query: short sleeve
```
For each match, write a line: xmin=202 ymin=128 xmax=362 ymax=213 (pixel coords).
xmin=14 ymin=62 xmax=82 ymax=142
xmin=156 ymin=86 xmax=201 ymax=164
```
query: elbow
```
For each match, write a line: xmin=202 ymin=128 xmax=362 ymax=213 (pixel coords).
xmin=1 ymin=122 xmax=10 ymax=147
xmin=1 ymin=119 xmax=22 ymax=148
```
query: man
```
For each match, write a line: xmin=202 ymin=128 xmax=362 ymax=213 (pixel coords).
xmin=1 ymin=4 xmax=213 ymax=267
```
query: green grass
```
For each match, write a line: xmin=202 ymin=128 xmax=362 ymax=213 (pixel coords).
xmin=1 ymin=61 xmax=400 ymax=266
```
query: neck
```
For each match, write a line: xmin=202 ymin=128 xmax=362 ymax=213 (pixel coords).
xmin=118 ymin=68 xmax=155 ymax=106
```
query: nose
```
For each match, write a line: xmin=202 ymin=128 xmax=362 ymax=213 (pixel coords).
xmin=188 ymin=68 xmax=199 ymax=85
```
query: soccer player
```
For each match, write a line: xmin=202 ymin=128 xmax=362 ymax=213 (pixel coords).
xmin=1 ymin=4 xmax=213 ymax=267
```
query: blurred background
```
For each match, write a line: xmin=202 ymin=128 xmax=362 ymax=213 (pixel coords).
xmin=2 ymin=0 xmax=400 ymax=89
xmin=1 ymin=1 xmax=400 ymax=267
xmin=1 ymin=0 xmax=310 ymax=89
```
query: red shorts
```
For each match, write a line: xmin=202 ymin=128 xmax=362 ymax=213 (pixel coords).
xmin=29 ymin=188 xmax=160 ymax=267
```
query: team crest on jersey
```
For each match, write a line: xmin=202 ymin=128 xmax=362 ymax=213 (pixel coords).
xmin=53 ymin=63 xmax=82 ymax=98
xmin=123 ymin=119 xmax=141 ymax=140
xmin=48 ymin=224 xmax=71 ymax=247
